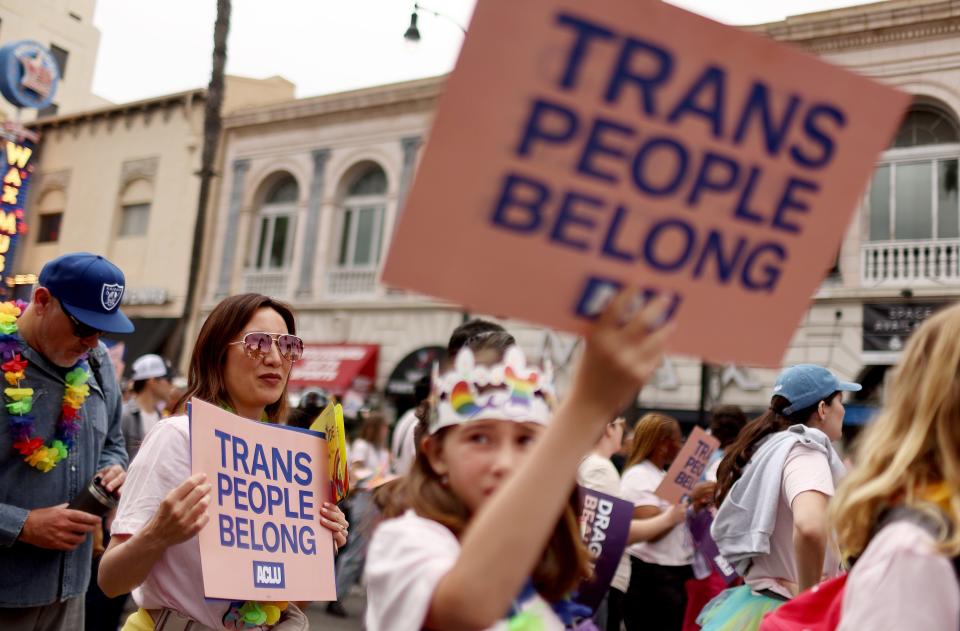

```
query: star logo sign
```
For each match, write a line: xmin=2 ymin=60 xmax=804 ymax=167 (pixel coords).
xmin=16 ymin=49 xmax=54 ymax=99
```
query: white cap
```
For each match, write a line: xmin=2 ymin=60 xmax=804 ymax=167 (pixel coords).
xmin=131 ymin=354 xmax=170 ymax=381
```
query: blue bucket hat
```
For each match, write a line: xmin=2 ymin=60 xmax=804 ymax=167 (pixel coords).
xmin=38 ymin=252 xmax=135 ymax=334
xmin=773 ymin=364 xmax=861 ymax=416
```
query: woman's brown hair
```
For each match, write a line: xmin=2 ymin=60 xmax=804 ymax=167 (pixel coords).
xmin=172 ymin=293 xmax=297 ymax=423
xmin=625 ymin=412 xmax=680 ymax=469
xmin=715 ymin=391 xmax=839 ymax=505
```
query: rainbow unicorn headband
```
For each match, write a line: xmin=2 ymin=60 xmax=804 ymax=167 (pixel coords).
xmin=429 ymin=346 xmax=555 ymax=434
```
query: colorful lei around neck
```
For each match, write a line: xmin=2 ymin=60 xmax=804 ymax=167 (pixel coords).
xmin=1 ymin=300 xmax=92 ymax=472
xmin=223 ymin=600 xmax=289 ymax=630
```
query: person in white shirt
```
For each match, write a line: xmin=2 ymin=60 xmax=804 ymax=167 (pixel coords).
xmin=619 ymin=413 xmax=714 ymax=631
xmin=391 ymin=407 xmax=420 ymax=477
xmin=364 ymin=293 xmax=674 ymax=631
xmin=327 ymin=412 xmax=392 ymax=618
xmin=831 ymin=304 xmax=960 ymax=631
xmin=121 ymin=354 xmax=174 ymax=463
xmin=578 ymin=417 xmax=685 ymax=631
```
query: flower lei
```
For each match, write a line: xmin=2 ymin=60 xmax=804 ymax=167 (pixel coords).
xmin=1 ymin=301 xmax=92 ymax=472
xmin=216 ymin=401 xmax=289 ymax=630
xmin=223 ymin=601 xmax=288 ymax=630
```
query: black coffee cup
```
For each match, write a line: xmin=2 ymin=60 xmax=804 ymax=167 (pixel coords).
xmin=67 ymin=475 xmax=119 ymax=516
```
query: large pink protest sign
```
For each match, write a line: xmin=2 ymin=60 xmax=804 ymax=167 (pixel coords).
xmin=381 ymin=0 xmax=910 ymax=366
xmin=190 ymin=398 xmax=335 ymax=601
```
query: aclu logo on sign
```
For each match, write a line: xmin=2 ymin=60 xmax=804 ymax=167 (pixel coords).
xmin=253 ymin=561 xmax=285 ymax=589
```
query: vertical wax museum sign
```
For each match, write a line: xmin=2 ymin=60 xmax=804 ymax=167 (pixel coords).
xmin=381 ymin=0 xmax=910 ymax=366
xmin=0 ymin=140 xmax=34 ymax=281
xmin=190 ymin=399 xmax=336 ymax=601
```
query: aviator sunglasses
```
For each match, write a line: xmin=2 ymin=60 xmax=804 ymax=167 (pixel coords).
xmin=229 ymin=332 xmax=304 ymax=363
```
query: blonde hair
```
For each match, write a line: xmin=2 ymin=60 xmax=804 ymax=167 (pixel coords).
xmin=626 ymin=413 xmax=679 ymax=469
xmin=831 ymin=303 xmax=960 ymax=559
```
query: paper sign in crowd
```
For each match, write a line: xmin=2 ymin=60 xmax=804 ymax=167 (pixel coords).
xmin=381 ymin=0 xmax=910 ymax=366
xmin=576 ymin=486 xmax=633 ymax=610
xmin=687 ymin=508 xmax=738 ymax=583
xmin=190 ymin=399 xmax=336 ymax=601
xmin=655 ymin=426 xmax=720 ymax=504
xmin=309 ymin=402 xmax=350 ymax=503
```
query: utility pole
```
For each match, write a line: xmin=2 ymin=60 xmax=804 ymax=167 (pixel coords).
xmin=170 ymin=0 xmax=231 ymax=365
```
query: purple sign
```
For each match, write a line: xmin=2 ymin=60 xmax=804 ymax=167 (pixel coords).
xmin=575 ymin=486 xmax=633 ymax=610
xmin=687 ymin=509 xmax=738 ymax=584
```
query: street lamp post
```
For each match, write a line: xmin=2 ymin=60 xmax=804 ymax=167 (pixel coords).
xmin=403 ymin=2 xmax=467 ymax=41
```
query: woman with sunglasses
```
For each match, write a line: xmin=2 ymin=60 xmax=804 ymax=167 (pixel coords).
xmin=97 ymin=294 xmax=349 ymax=631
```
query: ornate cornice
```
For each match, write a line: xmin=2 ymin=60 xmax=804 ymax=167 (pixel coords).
xmin=29 ymin=90 xmax=204 ymax=132
xmin=752 ymin=0 xmax=960 ymax=52
xmin=224 ymin=76 xmax=444 ymax=129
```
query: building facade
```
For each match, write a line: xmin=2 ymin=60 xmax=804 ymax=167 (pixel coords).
xmin=21 ymin=75 xmax=295 ymax=363
xmin=198 ymin=0 xmax=960 ymax=420
xmin=0 ymin=0 xmax=106 ymax=121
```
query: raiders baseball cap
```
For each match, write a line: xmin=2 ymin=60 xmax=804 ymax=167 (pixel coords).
xmin=38 ymin=252 xmax=135 ymax=334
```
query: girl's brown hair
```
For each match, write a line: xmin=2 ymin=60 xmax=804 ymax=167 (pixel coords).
xmin=173 ymin=293 xmax=297 ymax=423
xmin=625 ymin=412 xmax=680 ymax=469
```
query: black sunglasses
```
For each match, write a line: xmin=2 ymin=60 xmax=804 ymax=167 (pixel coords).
xmin=59 ymin=302 xmax=103 ymax=339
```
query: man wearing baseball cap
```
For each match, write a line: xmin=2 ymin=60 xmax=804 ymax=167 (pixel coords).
xmin=0 ymin=253 xmax=132 ymax=630
xmin=121 ymin=354 xmax=173 ymax=463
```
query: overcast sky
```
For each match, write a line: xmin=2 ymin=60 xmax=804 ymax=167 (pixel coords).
xmin=91 ymin=0 xmax=872 ymax=104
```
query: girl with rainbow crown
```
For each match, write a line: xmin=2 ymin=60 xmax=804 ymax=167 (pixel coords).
xmin=364 ymin=293 xmax=674 ymax=630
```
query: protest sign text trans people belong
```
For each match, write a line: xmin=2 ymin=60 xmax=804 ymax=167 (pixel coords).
xmin=382 ymin=0 xmax=911 ymax=365
xmin=191 ymin=399 xmax=336 ymax=601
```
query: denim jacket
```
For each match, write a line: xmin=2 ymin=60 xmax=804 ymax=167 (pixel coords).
xmin=0 ymin=338 xmax=127 ymax=606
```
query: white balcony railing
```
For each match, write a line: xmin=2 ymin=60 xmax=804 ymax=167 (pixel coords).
xmin=861 ymin=239 xmax=960 ymax=285
xmin=326 ymin=268 xmax=378 ymax=297
xmin=243 ymin=270 xmax=290 ymax=297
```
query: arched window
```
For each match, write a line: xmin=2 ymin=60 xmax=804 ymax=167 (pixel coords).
xmin=118 ymin=179 xmax=153 ymax=237
xmin=36 ymin=189 xmax=66 ymax=243
xmin=892 ymin=106 xmax=960 ymax=148
xmin=250 ymin=174 xmax=298 ymax=271
xmin=335 ymin=164 xmax=388 ymax=269
xmin=869 ymin=104 xmax=960 ymax=242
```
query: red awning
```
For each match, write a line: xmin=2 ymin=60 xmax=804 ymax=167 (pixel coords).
xmin=288 ymin=344 xmax=379 ymax=395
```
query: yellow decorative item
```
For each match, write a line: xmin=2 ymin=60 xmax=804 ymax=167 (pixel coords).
xmin=5 ymin=387 xmax=33 ymax=400
xmin=262 ymin=605 xmax=281 ymax=625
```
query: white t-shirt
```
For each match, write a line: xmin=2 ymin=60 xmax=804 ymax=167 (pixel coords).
xmin=391 ymin=409 xmax=419 ymax=476
xmin=350 ymin=438 xmax=391 ymax=476
xmin=365 ymin=510 xmax=565 ymax=631
xmin=620 ymin=460 xmax=693 ymax=567
xmin=577 ymin=453 xmax=631 ymax=593
xmin=839 ymin=520 xmax=959 ymax=631
xmin=112 ymin=416 xmax=229 ymax=629
xmin=746 ymin=443 xmax=841 ymax=599
xmin=140 ymin=408 xmax=160 ymax=436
